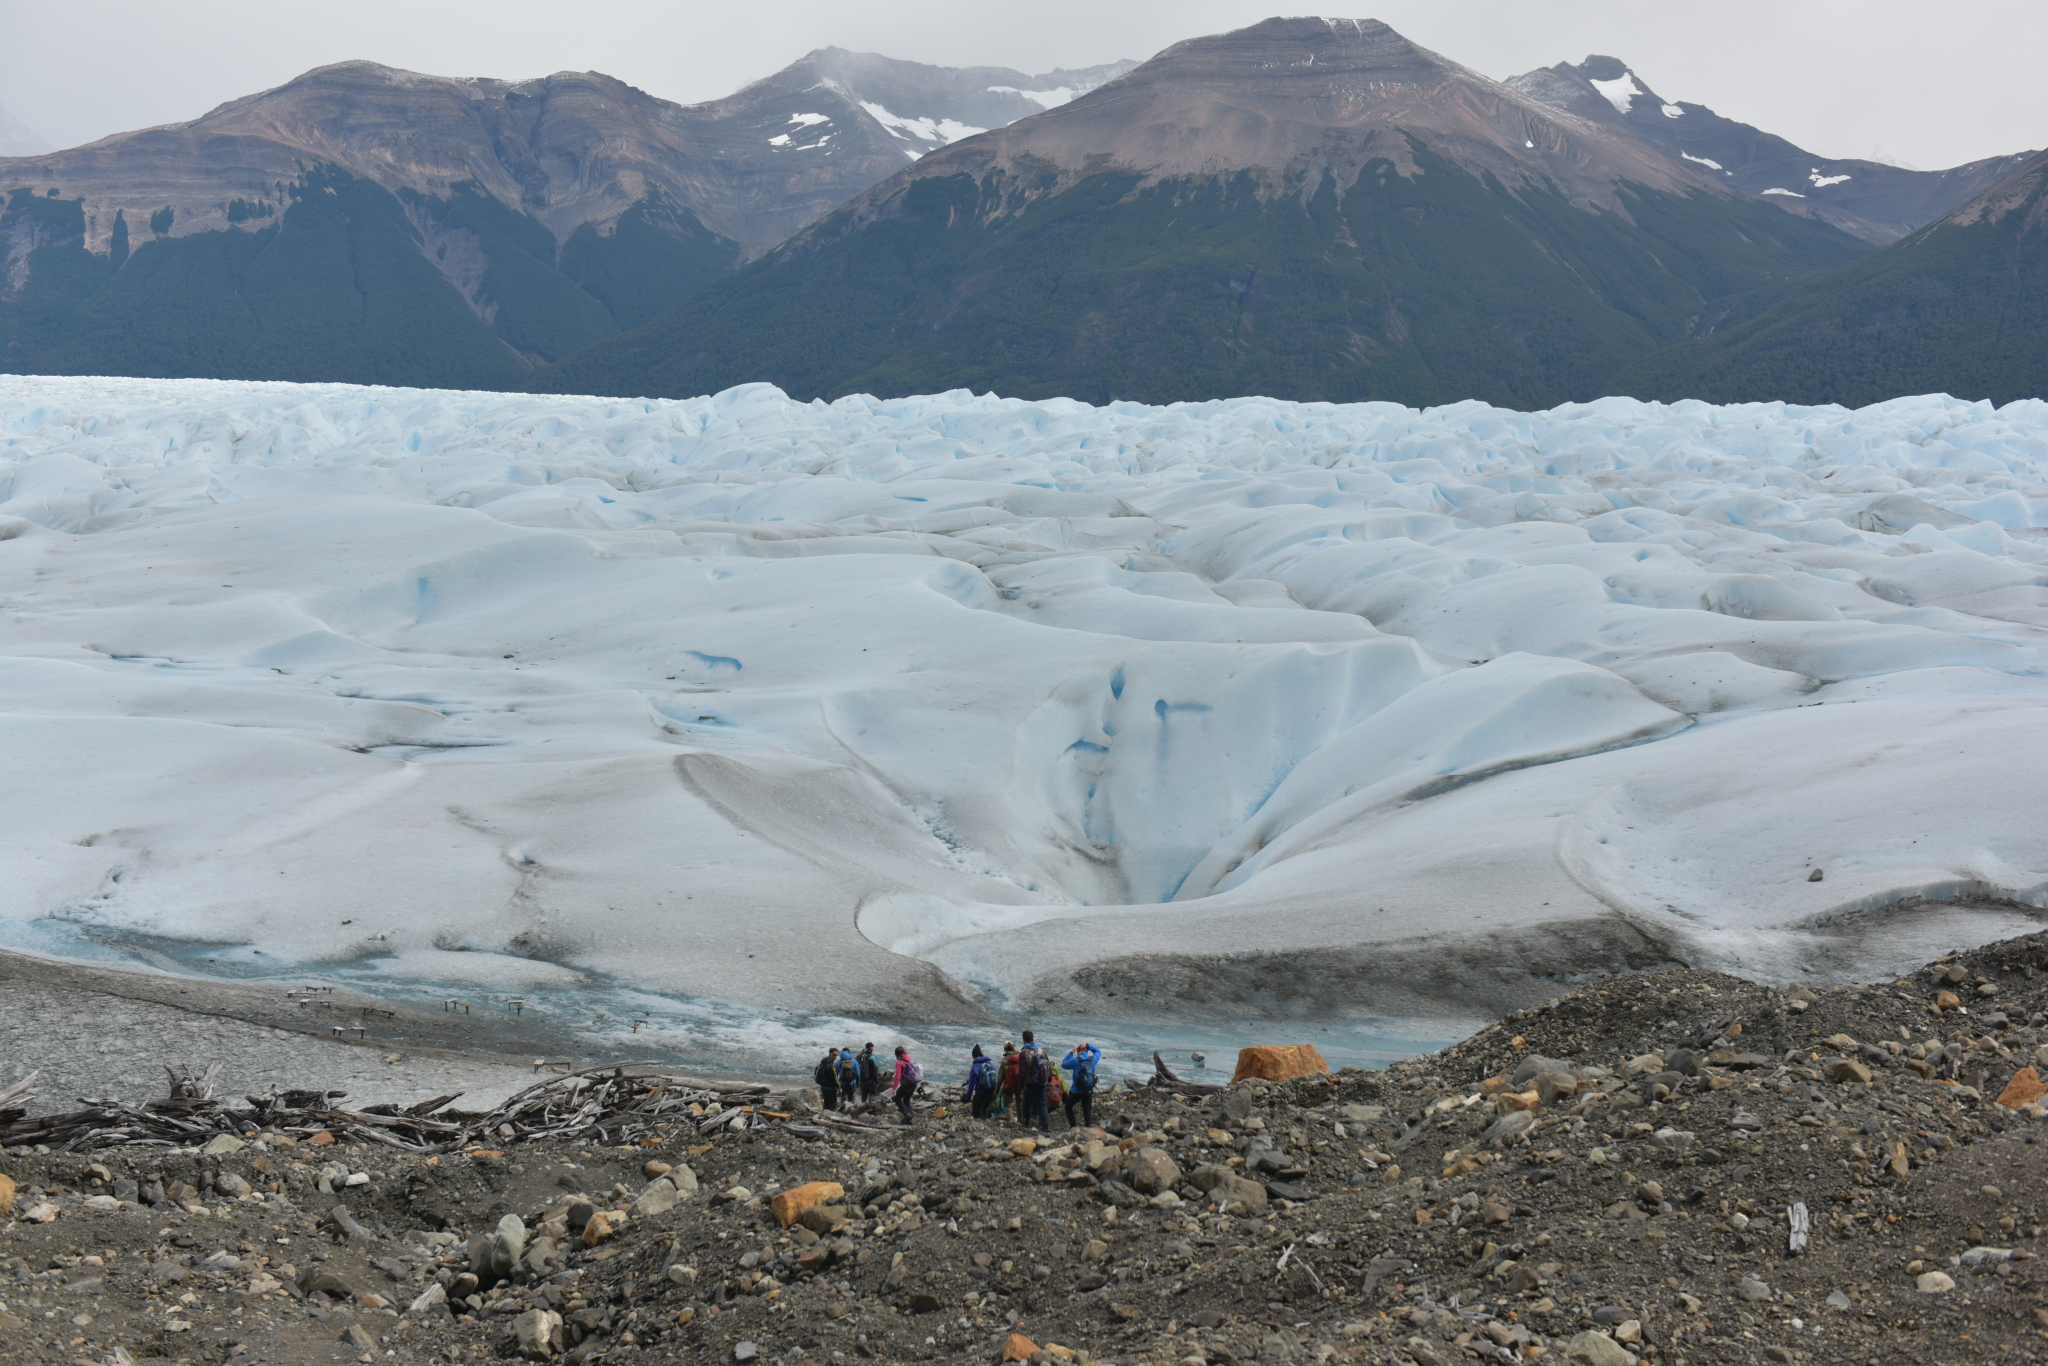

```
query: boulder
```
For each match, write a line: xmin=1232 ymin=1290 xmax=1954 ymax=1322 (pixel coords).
xmin=632 ymin=1180 xmax=681 ymax=1218
xmin=667 ymin=1163 xmax=699 ymax=1194
xmin=512 ymin=1307 xmax=562 ymax=1360
xmin=1127 ymin=1146 xmax=1180 ymax=1195
xmin=1208 ymin=1173 xmax=1270 ymax=1212
xmin=581 ymin=1211 xmax=620 ymax=1247
xmin=1997 ymin=1068 xmax=2048 ymax=1109
xmin=1562 ymin=1330 xmax=1637 ymax=1366
xmin=797 ymin=1204 xmax=848 ymax=1235
xmin=1508 ymin=1055 xmax=1575 ymax=1087
xmin=771 ymin=1181 xmax=844 ymax=1229
xmin=1231 ymin=1045 xmax=1329 ymax=1084
xmin=490 ymin=1215 xmax=527 ymax=1278
xmin=1214 ymin=1089 xmax=1255 ymax=1126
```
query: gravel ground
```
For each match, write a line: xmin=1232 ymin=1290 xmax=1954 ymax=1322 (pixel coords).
xmin=0 ymin=953 xmax=542 ymax=1114
xmin=10 ymin=933 xmax=2048 ymax=1365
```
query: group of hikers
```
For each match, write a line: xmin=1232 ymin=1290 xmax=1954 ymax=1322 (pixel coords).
xmin=813 ymin=1031 xmax=1099 ymax=1129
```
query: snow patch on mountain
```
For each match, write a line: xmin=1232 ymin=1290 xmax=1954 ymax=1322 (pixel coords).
xmin=858 ymin=101 xmax=983 ymax=146
xmin=1589 ymin=71 xmax=1643 ymax=114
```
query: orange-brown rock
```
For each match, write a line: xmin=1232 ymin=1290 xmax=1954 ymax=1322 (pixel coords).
xmin=0 ymin=1172 xmax=13 ymax=1209
xmin=1997 ymin=1067 xmax=2048 ymax=1108
xmin=1936 ymin=990 xmax=1961 ymax=1011
xmin=582 ymin=1211 xmax=619 ymax=1247
xmin=1231 ymin=1044 xmax=1330 ymax=1083
xmin=1001 ymin=1333 xmax=1040 ymax=1362
xmin=771 ymin=1181 xmax=845 ymax=1229
xmin=1497 ymin=1090 xmax=1542 ymax=1112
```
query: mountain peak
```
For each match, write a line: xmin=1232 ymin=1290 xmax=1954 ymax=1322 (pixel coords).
xmin=846 ymin=14 xmax=1709 ymax=218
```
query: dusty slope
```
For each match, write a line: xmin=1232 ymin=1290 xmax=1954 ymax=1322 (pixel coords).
xmin=8 ymin=935 xmax=2048 ymax=1364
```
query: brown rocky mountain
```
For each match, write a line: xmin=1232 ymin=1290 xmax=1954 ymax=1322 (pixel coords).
xmin=0 ymin=50 xmax=1136 ymax=260
xmin=1507 ymin=55 xmax=2038 ymax=243
xmin=0 ymin=48 xmax=1133 ymax=386
xmin=849 ymin=16 xmax=1725 ymax=223
xmin=539 ymin=16 xmax=1870 ymax=408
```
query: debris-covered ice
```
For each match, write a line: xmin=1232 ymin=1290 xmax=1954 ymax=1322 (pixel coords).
xmin=2 ymin=374 xmax=2046 ymax=1044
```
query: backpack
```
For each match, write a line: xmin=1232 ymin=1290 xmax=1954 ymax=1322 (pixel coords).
xmin=815 ymin=1057 xmax=837 ymax=1087
xmin=969 ymin=1056 xmax=995 ymax=1093
xmin=903 ymin=1057 xmax=924 ymax=1087
xmin=838 ymin=1055 xmax=859 ymax=1087
xmin=1026 ymin=1049 xmax=1053 ymax=1087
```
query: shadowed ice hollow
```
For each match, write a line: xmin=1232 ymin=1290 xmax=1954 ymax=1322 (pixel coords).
xmin=3 ymin=375 xmax=2047 ymax=1057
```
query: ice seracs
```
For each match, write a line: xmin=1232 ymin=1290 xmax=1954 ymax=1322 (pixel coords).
xmin=2 ymin=377 xmax=2046 ymax=1044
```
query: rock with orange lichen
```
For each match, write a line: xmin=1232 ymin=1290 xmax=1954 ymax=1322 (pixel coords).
xmin=1230 ymin=1044 xmax=1329 ymax=1083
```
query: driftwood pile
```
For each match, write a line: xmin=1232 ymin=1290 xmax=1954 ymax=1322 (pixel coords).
xmin=0 ymin=1062 xmax=791 ymax=1156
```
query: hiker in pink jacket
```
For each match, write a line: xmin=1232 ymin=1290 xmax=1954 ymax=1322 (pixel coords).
xmin=891 ymin=1044 xmax=923 ymax=1124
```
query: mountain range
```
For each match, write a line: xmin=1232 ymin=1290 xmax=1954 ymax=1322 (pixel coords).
xmin=1616 ymin=147 xmax=2048 ymax=408
xmin=0 ymin=50 xmax=1133 ymax=385
xmin=536 ymin=18 xmax=1872 ymax=407
xmin=1506 ymin=55 xmax=2034 ymax=244
xmin=1 ymin=20 xmax=2041 ymax=406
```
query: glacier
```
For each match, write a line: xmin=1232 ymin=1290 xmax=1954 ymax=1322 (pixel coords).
xmin=3 ymin=374 xmax=2047 ymax=1068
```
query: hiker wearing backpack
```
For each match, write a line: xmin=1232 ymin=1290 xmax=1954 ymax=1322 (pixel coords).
xmin=1017 ymin=1030 xmax=1052 ymax=1132
xmin=995 ymin=1041 xmax=1020 ymax=1120
xmin=966 ymin=1045 xmax=998 ymax=1119
xmin=836 ymin=1045 xmax=860 ymax=1101
xmin=1061 ymin=1041 xmax=1102 ymax=1128
xmin=858 ymin=1043 xmax=882 ymax=1103
xmin=814 ymin=1047 xmax=843 ymax=1111
xmin=892 ymin=1044 xmax=922 ymax=1124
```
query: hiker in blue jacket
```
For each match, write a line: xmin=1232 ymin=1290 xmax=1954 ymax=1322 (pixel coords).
xmin=858 ymin=1043 xmax=882 ymax=1103
xmin=1061 ymin=1041 xmax=1102 ymax=1129
xmin=966 ymin=1045 xmax=998 ymax=1119
xmin=836 ymin=1045 xmax=861 ymax=1101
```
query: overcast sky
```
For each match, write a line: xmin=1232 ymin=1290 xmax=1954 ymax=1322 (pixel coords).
xmin=5 ymin=0 xmax=2043 ymax=170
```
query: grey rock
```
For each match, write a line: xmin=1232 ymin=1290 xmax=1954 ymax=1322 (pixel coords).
xmin=1651 ymin=1127 xmax=1696 ymax=1150
xmin=1128 ymin=1147 xmax=1182 ymax=1195
xmin=213 ymin=1173 xmax=252 ymax=1198
xmin=1738 ymin=1277 xmax=1772 ymax=1302
xmin=1509 ymin=1055 xmax=1576 ymax=1087
xmin=1482 ymin=1110 xmax=1537 ymax=1146
xmin=490 ymin=1214 xmax=528 ymax=1280
xmin=632 ymin=1179 xmax=681 ymax=1218
xmin=733 ymin=1342 xmax=759 ymax=1362
xmin=1562 ymin=1331 xmax=1635 ymax=1366
xmin=512 ymin=1307 xmax=561 ymax=1360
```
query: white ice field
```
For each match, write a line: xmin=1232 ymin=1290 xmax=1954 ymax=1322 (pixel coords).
xmin=4 ymin=375 xmax=2047 ymax=1070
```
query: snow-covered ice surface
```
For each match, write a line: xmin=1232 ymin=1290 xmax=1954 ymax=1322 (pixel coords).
xmin=4 ymin=376 xmax=2048 ymax=1073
